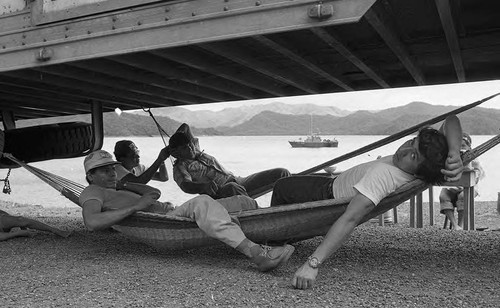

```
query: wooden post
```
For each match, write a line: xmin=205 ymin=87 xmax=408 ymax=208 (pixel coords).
xmin=416 ymin=192 xmax=423 ymax=228
xmin=410 ymin=197 xmax=415 ymax=228
xmin=428 ymin=188 xmax=434 ymax=226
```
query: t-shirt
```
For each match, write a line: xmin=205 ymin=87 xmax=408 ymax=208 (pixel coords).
xmin=80 ymin=184 xmax=142 ymax=210
xmin=332 ymin=155 xmax=415 ymax=205
xmin=173 ymin=152 xmax=234 ymax=187
xmin=115 ymin=164 xmax=146 ymax=181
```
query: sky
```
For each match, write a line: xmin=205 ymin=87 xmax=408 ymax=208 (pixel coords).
xmin=183 ymin=79 xmax=500 ymax=112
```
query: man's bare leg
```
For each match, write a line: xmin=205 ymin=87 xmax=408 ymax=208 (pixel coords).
xmin=1 ymin=215 xmax=71 ymax=238
xmin=443 ymin=209 xmax=462 ymax=230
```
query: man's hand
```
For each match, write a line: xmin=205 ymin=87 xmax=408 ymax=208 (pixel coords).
xmin=202 ymin=181 xmax=218 ymax=196
xmin=158 ymin=146 xmax=170 ymax=161
xmin=292 ymin=261 xmax=319 ymax=290
xmin=441 ymin=150 xmax=464 ymax=182
xmin=135 ymin=191 xmax=160 ymax=211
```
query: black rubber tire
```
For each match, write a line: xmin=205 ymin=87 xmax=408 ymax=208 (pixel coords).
xmin=0 ymin=122 xmax=93 ymax=168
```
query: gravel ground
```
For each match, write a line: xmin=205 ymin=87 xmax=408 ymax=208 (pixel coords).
xmin=1 ymin=201 xmax=500 ymax=308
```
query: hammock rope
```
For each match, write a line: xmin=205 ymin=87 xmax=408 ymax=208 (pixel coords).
xmin=3 ymin=93 xmax=500 ymax=207
xmin=142 ymin=107 xmax=178 ymax=166
xmin=3 ymin=134 xmax=500 ymax=249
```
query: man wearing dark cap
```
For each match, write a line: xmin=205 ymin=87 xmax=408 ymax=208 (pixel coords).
xmin=439 ymin=132 xmax=485 ymax=230
xmin=79 ymin=149 xmax=295 ymax=272
xmin=113 ymin=140 xmax=169 ymax=184
xmin=168 ymin=123 xmax=291 ymax=199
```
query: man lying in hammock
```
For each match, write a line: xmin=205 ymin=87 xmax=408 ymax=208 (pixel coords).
xmin=0 ymin=210 xmax=71 ymax=241
xmin=79 ymin=150 xmax=294 ymax=272
xmin=270 ymin=115 xmax=464 ymax=290
xmin=168 ymin=123 xmax=291 ymax=199
xmin=113 ymin=140 xmax=169 ymax=184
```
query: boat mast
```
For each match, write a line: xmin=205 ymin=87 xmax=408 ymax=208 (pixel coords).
xmin=310 ymin=114 xmax=313 ymax=136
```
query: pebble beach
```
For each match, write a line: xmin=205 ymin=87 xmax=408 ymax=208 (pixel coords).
xmin=1 ymin=200 xmax=500 ymax=308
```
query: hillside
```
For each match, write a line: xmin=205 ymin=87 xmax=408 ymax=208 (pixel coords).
xmin=145 ymin=102 xmax=351 ymax=128
xmin=13 ymin=102 xmax=500 ymax=136
xmin=15 ymin=112 xmax=217 ymax=136
xmin=219 ymin=103 xmax=500 ymax=135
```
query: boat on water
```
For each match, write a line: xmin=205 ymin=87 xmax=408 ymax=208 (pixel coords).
xmin=289 ymin=134 xmax=339 ymax=148
xmin=288 ymin=115 xmax=339 ymax=148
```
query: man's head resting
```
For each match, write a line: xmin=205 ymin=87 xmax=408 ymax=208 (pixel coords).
xmin=461 ymin=132 xmax=472 ymax=150
xmin=414 ymin=127 xmax=449 ymax=185
xmin=84 ymin=150 xmax=121 ymax=184
xmin=114 ymin=140 xmax=138 ymax=161
xmin=168 ymin=132 xmax=196 ymax=160
xmin=169 ymin=132 xmax=191 ymax=149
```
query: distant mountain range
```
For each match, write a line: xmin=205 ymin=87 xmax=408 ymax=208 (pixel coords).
xmin=16 ymin=101 xmax=500 ymax=136
xmin=214 ymin=102 xmax=500 ymax=135
xmin=144 ymin=102 xmax=352 ymax=128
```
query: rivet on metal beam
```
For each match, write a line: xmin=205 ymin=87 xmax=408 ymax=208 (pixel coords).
xmin=224 ymin=6 xmax=229 ymax=11
xmin=137 ymin=21 xmax=142 ymax=25
xmin=36 ymin=48 xmax=53 ymax=62
xmin=192 ymin=12 xmax=196 ymax=16
xmin=255 ymin=1 xmax=261 ymax=6
xmin=165 ymin=8 xmax=170 ymax=12
xmin=308 ymin=3 xmax=334 ymax=20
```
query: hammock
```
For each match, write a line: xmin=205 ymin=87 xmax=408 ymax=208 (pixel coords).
xmin=3 ymin=94 xmax=500 ymax=250
xmin=5 ymin=133 xmax=500 ymax=250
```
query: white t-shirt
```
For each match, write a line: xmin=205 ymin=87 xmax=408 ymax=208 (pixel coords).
xmin=115 ymin=164 xmax=146 ymax=181
xmin=332 ymin=155 xmax=415 ymax=205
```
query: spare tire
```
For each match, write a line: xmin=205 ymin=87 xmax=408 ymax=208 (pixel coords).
xmin=0 ymin=122 xmax=93 ymax=168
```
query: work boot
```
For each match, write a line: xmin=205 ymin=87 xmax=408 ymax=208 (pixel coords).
xmin=250 ymin=244 xmax=295 ymax=272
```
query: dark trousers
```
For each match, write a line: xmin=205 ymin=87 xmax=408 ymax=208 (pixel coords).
xmin=215 ymin=168 xmax=291 ymax=199
xmin=270 ymin=175 xmax=334 ymax=206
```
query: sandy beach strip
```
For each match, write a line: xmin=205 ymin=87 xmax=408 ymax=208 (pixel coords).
xmin=1 ymin=201 xmax=500 ymax=307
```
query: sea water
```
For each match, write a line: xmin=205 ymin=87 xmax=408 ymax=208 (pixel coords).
xmin=1 ymin=135 xmax=498 ymax=208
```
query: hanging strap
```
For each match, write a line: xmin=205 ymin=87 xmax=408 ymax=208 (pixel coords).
xmin=2 ymin=153 xmax=85 ymax=206
xmin=142 ymin=107 xmax=170 ymax=146
xmin=0 ymin=168 xmax=12 ymax=194
xmin=250 ymin=92 xmax=500 ymax=198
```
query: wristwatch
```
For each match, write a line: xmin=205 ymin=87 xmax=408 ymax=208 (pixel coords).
xmin=307 ymin=256 xmax=321 ymax=269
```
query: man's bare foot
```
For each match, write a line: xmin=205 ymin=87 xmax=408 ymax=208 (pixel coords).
xmin=452 ymin=225 xmax=463 ymax=231
xmin=56 ymin=230 xmax=73 ymax=238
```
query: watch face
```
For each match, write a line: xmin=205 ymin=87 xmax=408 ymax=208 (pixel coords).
xmin=308 ymin=257 xmax=320 ymax=268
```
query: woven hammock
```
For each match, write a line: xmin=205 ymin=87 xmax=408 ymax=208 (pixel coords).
xmin=5 ymin=133 xmax=500 ymax=250
xmin=3 ymin=93 xmax=499 ymax=250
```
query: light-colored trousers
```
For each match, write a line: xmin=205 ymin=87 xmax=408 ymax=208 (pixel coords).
xmin=169 ymin=195 xmax=258 ymax=248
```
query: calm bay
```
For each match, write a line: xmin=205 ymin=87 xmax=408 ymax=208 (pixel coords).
xmin=1 ymin=135 xmax=498 ymax=208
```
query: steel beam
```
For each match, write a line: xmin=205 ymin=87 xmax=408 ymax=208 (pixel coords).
xmin=0 ymin=0 xmax=376 ymax=72
xmin=435 ymin=0 xmax=465 ymax=82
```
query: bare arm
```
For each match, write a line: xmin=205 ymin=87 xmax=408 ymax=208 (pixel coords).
xmin=82 ymin=192 xmax=157 ymax=231
xmin=121 ymin=147 xmax=170 ymax=184
xmin=0 ymin=230 xmax=32 ymax=241
xmin=116 ymin=182 xmax=161 ymax=199
xmin=439 ymin=115 xmax=464 ymax=181
xmin=179 ymin=180 xmax=218 ymax=196
xmin=292 ymin=193 xmax=375 ymax=289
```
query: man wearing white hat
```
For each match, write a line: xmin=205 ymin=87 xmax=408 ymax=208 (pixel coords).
xmin=80 ymin=149 xmax=294 ymax=272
